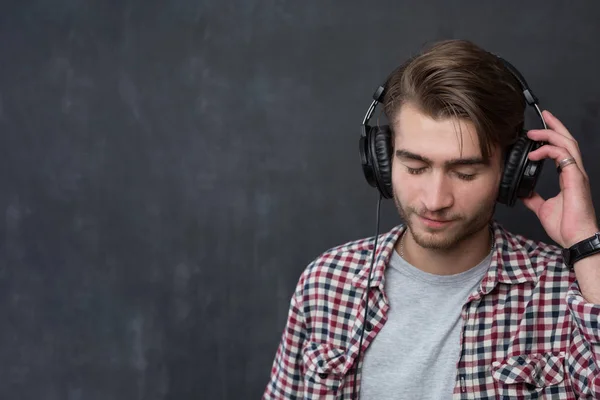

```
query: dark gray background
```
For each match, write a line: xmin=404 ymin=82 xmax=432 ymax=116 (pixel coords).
xmin=1 ymin=1 xmax=599 ymax=399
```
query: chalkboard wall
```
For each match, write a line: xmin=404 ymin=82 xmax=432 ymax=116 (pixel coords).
xmin=1 ymin=1 xmax=599 ymax=399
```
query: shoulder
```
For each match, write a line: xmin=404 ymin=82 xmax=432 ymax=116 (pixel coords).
xmin=493 ymin=220 xmax=570 ymax=279
xmin=502 ymin=225 xmax=563 ymax=262
xmin=293 ymin=225 xmax=404 ymax=295
xmin=298 ymin=235 xmax=375 ymax=289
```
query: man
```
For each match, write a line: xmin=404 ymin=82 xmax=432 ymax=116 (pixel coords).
xmin=262 ymin=39 xmax=600 ymax=399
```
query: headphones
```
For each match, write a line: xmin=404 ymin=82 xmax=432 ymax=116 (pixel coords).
xmin=358 ymin=56 xmax=548 ymax=207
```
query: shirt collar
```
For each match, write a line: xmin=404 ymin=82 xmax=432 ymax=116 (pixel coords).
xmin=351 ymin=219 xmax=540 ymax=290
xmin=351 ymin=224 xmax=404 ymax=289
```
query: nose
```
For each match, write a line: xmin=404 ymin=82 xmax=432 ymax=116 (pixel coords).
xmin=421 ymin=171 xmax=454 ymax=212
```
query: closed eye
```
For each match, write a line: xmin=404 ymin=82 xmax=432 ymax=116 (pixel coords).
xmin=406 ymin=166 xmax=426 ymax=175
xmin=406 ymin=166 xmax=477 ymax=181
xmin=455 ymin=172 xmax=477 ymax=181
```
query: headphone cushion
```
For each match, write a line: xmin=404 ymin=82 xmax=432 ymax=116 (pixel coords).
xmin=371 ymin=125 xmax=394 ymax=198
xmin=499 ymin=135 xmax=530 ymax=205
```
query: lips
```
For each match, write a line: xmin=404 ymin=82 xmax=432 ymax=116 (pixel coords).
xmin=418 ymin=215 xmax=454 ymax=228
xmin=420 ymin=216 xmax=452 ymax=223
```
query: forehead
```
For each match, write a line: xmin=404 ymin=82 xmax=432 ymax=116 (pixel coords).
xmin=392 ymin=103 xmax=483 ymax=159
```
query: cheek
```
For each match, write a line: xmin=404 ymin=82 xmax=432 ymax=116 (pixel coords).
xmin=455 ymin=175 xmax=501 ymax=203
xmin=391 ymin=165 xmax=415 ymax=194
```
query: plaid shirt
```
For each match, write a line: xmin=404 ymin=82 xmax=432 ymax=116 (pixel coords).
xmin=263 ymin=220 xmax=600 ymax=399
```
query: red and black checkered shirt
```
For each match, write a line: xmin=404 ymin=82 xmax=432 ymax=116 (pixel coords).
xmin=263 ymin=220 xmax=600 ymax=399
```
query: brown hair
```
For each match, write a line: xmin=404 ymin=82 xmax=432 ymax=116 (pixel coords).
xmin=383 ymin=39 xmax=525 ymax=162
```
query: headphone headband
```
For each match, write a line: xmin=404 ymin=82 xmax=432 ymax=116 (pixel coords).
xmin=361 ymin=85 xmax=385 ymax=126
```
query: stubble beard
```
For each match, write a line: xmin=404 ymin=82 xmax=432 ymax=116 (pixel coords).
xmin=393 ymin=192 xmax=495 ymax=251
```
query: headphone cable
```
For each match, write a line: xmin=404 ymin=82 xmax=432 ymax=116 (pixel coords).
xmin=351 ymin=193 xmax=382 ymax=399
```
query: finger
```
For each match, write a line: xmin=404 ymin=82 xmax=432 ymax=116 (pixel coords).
xmin=542 ymin=110 xmax=587 ymax=174
xmin=527 ymin=127 xmax=576 ymax=146
xmin=528 ymin=143 xmax=571 ymax=163
xmin=521 ymin=191 xmax=545 ymax=217
xmin=527 ymin=129 xmax=585 ymax=174
xmin=528 ymin=144 xmax=588 ymax=183
xmin=542 ymin=110 xmax=575 ymax=140
xmin=535 ymin=110 xmax=584 ymax=172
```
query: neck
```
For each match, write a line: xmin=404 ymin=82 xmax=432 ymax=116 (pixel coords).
xmin=397 ymin=224 xmax=494 ymax=275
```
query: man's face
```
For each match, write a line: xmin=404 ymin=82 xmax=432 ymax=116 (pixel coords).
xmin=391 ymin=103 xmax=504 ymax=251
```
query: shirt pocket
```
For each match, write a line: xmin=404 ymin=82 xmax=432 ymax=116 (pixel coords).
xmin=302 ymin=342 xmax=348 ymax=399
xmin=491 ymin=352 xmax=569 ymax=398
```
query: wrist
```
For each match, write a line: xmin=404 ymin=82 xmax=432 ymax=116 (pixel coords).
xmin=566 ymin=225 xmax=600 ymax=248
xmin=563 ymin=230 xmax=600 ymax=269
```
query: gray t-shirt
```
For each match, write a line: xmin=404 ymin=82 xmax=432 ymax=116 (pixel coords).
xmin=359 ymin=247 xmax=492 ymax=399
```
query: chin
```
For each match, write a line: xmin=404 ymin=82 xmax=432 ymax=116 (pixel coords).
xmin=410 ymin=224 xmax=462 ymax=250
xmin=395 ymin=194 xmax=495 ymax=250
xmin=408 ymin=215 xmax=489 ymax=251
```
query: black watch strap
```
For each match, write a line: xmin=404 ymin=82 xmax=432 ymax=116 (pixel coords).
xmin=562 ymin=232 xmax=600 ymax=268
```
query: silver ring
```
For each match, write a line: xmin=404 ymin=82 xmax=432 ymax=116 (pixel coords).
xmin=557 ymin=157 xmax=576 ymax=173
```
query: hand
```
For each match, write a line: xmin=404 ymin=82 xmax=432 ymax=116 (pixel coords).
xmin=523 ymin=110 xmax=598 ymax=248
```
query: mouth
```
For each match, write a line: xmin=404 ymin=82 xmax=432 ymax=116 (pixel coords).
xmin=418 ymin=215 xmax=454 ymax=228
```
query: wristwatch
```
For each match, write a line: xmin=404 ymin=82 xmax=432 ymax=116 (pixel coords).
xmin=562 ymin=232 xmax=600 ymax=268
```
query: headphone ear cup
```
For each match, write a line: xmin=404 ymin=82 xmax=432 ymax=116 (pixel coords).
xmin=368 ymin=125 xmax=394 ymax=199
xmin=498 ymin=134 xmax=535 ymax=207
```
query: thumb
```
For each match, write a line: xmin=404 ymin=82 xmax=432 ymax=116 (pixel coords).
xmin=522 ymin=191 xmax=545 ymax=217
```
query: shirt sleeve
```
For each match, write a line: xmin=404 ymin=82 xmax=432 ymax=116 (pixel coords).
xmin=565 ymin=280 xmax=600 ymax=397
xmin=262 ymin=278 xmax=307 ymax=399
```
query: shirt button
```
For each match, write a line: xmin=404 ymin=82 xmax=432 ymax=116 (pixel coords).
xmin=365 ymin=322 xmax=373 ymax=331
xmin=318 ymin=373 xmax=328 ymax=379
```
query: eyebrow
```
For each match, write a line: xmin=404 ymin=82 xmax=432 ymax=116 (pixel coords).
xmin=395 ymin=149 xmax=489 ymax=167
